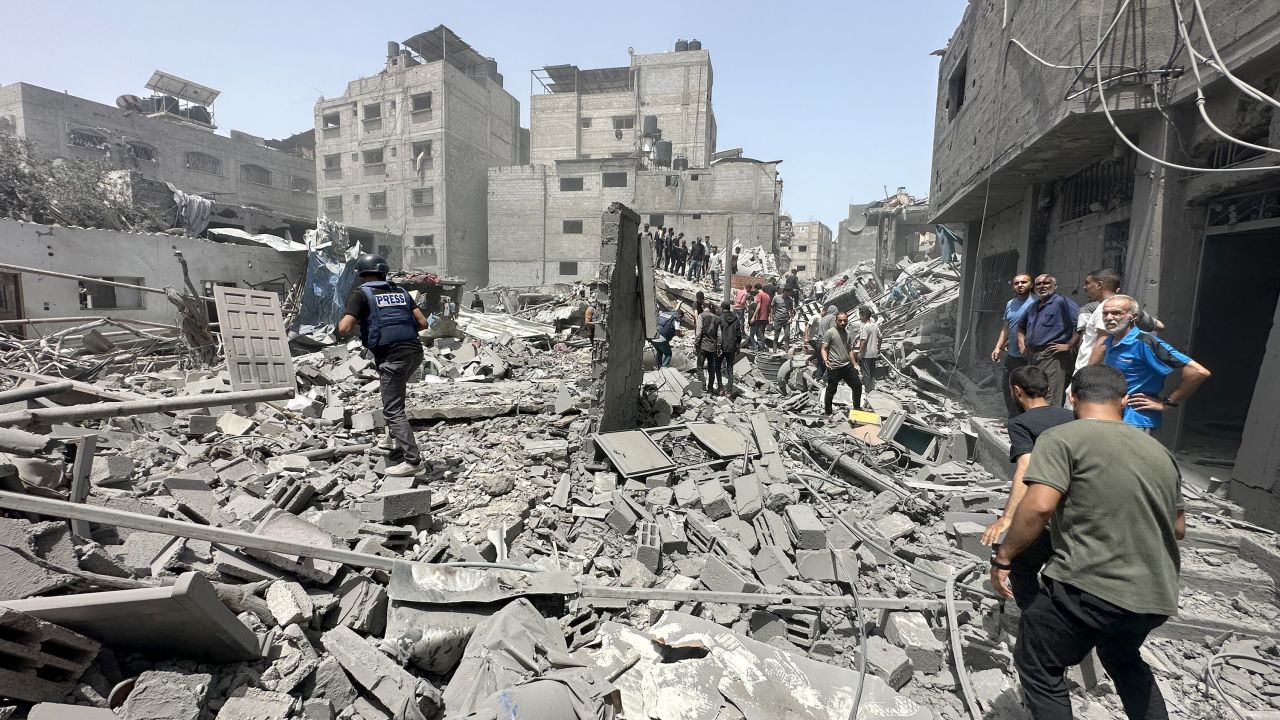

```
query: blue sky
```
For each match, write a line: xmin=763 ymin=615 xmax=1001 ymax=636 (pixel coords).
xmin=0 ymin=1 xmax=965 ymax=232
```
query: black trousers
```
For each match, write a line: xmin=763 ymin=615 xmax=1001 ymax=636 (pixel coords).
xmin=1015 ymin=578 xmax=1169 ymax=719
xmin=376 ymin=343 xmax=424 ymax=465
xmin=1002 ymin=354 xmax=1029 ymax=417
xmin=1010 ymin=529 xmax=1053 ymax=612
xmin=823 ymin=363 xmax=862 ymax=415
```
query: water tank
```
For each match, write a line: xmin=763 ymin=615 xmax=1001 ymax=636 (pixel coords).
xmin=387 ymin=41 xmax=400 ymax=59
xmin=185 ymin=106 xmax=212 ymax=125
xmin=673 ymin=155 xmax=689 ymax=172
xmin=642 ymin=115 xmax=659 ymax=137
xmin=688 ymin=39 xmax=702 ymax=51
xmin=675 ymin=39 xmax=689 ymax=52
xmin=654 ymin=140 xmax=673 ymax=167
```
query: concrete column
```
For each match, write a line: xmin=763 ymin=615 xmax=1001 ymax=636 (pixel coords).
xmin=955 ymin=219 xmax=983 ymax=365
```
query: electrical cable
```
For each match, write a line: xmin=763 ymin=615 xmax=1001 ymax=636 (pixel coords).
xmin=1170 ymin=0 xmax=1280 ymax=155
xmin=1190 ymin=0 xmax=1280 ymax=111
xmin=1203 ymin=652 xmax=1280 ymax=720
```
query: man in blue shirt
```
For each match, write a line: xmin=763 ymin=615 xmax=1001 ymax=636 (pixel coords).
xmin=1092 ymin=295 xmax=1210 ymax=432
xmin=991 ymin=273 xmax=1035 ymax=417
xmin=1016 ymin=274 xmax=1079 ymax=407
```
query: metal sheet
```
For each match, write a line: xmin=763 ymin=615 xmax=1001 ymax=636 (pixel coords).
xmin=687 ymin=423 xmax=752 ymax=458
xmin=214 ymin=287 xmax=295 ymax=392
xmin=594 ymin=430 xmax=677 ymax=478
xmin=145 ymin=70 xmax=220 ymax=105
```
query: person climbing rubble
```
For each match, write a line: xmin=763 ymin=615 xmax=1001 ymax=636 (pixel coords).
xmin=336 ymin=253 xmax=429 ymax=477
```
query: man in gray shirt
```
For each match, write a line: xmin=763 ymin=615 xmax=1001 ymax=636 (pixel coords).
xmin=854 ymin=306 xmax=880 ymax=402
xmin=820 ymin=312 xmax=863 ymax=417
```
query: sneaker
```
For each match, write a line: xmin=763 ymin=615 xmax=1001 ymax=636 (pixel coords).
xmin=384 ymin=461 xmax=422 ymax=477
xmin=376 ymin=432 xmax=395 ymax=450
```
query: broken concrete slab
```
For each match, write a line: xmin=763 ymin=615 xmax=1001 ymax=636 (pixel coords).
xmin=784 ymin=504 xmax=828 ymax=550
xmin=700 ymin=554 xmax=762 ymax=594
xmin=321 ymin=625 xmax=438 ymax=720
xmin=29 ymin=704 xmax=117 ymax=720
xmin=215 ymin=688 xmax=293 ymax=720
xmin=0 ymin=545 xmax=75 ymax=600
xmin=266 ymin=580 xmax=314 ymax=627
xmin=883 ymin=612 xmax=945 ymax=675
xmin=244 ymin=514 xmax=343 ymax=583
xmin=0 ymin=572 xmax=260 ymax=662
xmin=120 ymin=670 xmax=210 ymax=720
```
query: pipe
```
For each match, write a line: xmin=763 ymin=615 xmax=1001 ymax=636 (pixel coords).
xmin=0 ymin=316 xmax=181 ymax=330
xmin=0 ymin=262 xmax=214 ymax=302
xmin=0 ymin=386 xmax=296 ymax=427
xmin=0 ymin=382 xmax=74 ymax=405
xmin=946 ymin=563 xmax=983 ymax=720
xmin=807 ymin=436 xmax=911 ymax=498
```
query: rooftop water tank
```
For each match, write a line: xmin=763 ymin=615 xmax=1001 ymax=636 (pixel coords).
xmin=675 ymin=39 xmax=689 ymax=52
xmin=642 ymin=115 xmax=659 ymax=136
xmin=688 ymin=39 xmax=702 ymax=51
xmin=673 ymin=155 xmax=689 ymax=172
xmin=654 ymin=140 xmax=673 ymax=167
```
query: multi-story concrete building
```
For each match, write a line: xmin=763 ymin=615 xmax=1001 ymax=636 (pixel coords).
xmin=790 ymin=221 xmax=835 ymax=279
xmin=488 ymin=41 xmax=781 ymax=285
xmin=488 ymin=155 xmax=781 ymax=286
xmin=837 ymin=204 xmax=876 ymax=271
xmin=930 ymin=0 xmax=1280 ymax=525
xmin=314 ymin=26 xmax=523 ymax=285
xmin=529 ymin=41 xmax=716 ymax=167
xmin=0 ymin=79 xmax=316 ymax=224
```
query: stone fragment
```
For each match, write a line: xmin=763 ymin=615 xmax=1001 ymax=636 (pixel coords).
xmin=216 ymin=688 xmax=293 ymax=720
xmin=121 ymin=670 xmax=210 ymax=720
xmin=359 ymin=488 xmax=431 ymax=522
xmin=644 ymin=486 xmax=674 ymax=512
xmin=656 ymin=515 xmax=688 ymax=554
xmin=748 ymin=610 xmax=789 ymax=643
xmin=860 ymin=636 xmax=913 ymax=690
xmin=883 ymin=612 xmax=945 ymax=674
xmin=794 ymin=549 xmax=859 ymax=583
xmin=874 ymin=512 xmax=917 ymax=542
xmin=163 ymin=475 xmax=218 ymax=523
xmin=698 ymin=481 xmax=732 ymax=520
xmin=700 ymin=554 xmax=761 ymax=594
xmin=349 ymin=410 xmax=384 ymax=432
xmin=320 ymin=626 xmax=439 ymax=717
xmin=481 ymin=474 xmax=515 ymax=496
xmin=244 ymin=515 xmax=342 ymax=583
xmin=266 ymin=580 xmax=314 ymax=627
xmin=304 ymin=656 xmax=356 ymax=708
xmin=764 ymin=482 xmax=799 ymax=511
xmin=733 ymin=472 xmax=765 ymax=521
xmin=301 ymin=699 xmax=333 ymax=720
xmin=89 ymin=454 xmax=135 ymax=487
xmin=29 ymin=704 xmax=116 ymax=720
xmin=329 ymin=574 xmax=388 ymax=635
xmin=216 ymin=412 xmax=256 ymax=436
xmin=605 ymin=496 xmax=641 ymax=534
xmin=751 ymin=545 xmax=799 ymax=587
xmin=10 ymin=457 xmax=65 ymax=489
xmin=619 ymin=558 xmax=656 ymax=588
xmin=673 ymin=480 xmax=701 ymax=509
xmin=784 ymin=504 xmax=827 ymax=550
xmin=186 ymin=414 xmax=219 ymax=436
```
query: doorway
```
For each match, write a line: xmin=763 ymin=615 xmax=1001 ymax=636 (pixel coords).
xmin=0 ymin=273 xmax=23 ymax=339
xmin=1184 ymin=225 xmax=1280 ymax=451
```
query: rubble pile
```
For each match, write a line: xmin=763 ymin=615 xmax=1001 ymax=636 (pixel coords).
xmin=0 ymin=278 xmax=1278 ymax=720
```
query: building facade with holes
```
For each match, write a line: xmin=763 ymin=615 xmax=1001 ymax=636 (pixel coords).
xmin=789 ymin=221 xmax=835 ymax=280
xmin=313 ymin=27 xmax=523 ymax=287
xmin=488 ymin=40 xmax=781 ymax=285
xmin=0 ymin=82 xmax=316 ymax=220
xmin=931 ymin=0 xmax=1280 ymax=526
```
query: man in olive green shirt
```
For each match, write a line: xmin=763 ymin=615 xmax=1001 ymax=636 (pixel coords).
xmin=992 ymin=364 xmax=1184 ymax=720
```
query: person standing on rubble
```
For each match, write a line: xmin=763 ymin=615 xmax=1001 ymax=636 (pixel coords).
xmin=337 ymin=254 xmax=429 ymax=477
xmin=749 ymin=283 xmax=771 ymax=351
xmin=804 ymin=304 xmax=839 ymax=381
xmin=784 ymin=268 xmax=800 ymax=296
xmin=470 ymin=288 xmax=485 ymax=313
xmin=992 ymin=364 xmax=1184 ymax=720
xmin=821 ymin=311 xmax=863 ymax=418
xmin=770 ymin=288 xmax=793 ymax=349
xmin=654 ymin=228 xmax=666 ymax=270
xmin=651 ymin=306 xmax=681 ymax=369
xmin=981 ymin=365 xmax=1074 ymax=610
xmin=853 ymin=306 xmax=881 ymax=405
xmin=992 ymin=273 xmax=1035 ymax=417
xmin=710 ymin=247 xmax=723 ymax=291
xmin=1066 ymin=270 xmax=1164 ymax=407
xmin=1016 ymin=275 xmax=1078 ymax=407
xmin=717 ymin=301 xmax=743 ymax=397
xmin=814 ymin=278 xmax=826 ymax=303
xmin=688 ymin=238 xmax=705 ymax=280
xmin=696 ymin=303 xmax=721 ymax=393
xmin=1089 ymin=295 xmax=1209 ymax=435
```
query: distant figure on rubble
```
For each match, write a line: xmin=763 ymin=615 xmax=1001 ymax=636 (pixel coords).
xmin=1016 ymin=275 xmax=1078 ymax=407
xmin=993 ymin=365 xmax=1184 ymax=720
xmin=749 ymin=283 xmax=771 ymax=351
xmin=770 ymin=289 xmax=793 ymax=349
xmin=783 ymin=268 xmax=800 ymax=296
xmin=803 ymin=304 xmax=838 ymax=381
xmin=1090 ymin=295 xmax=1209 ymax=434
xmin=834 ymin=274 xmax=849 ymax=289
xmin=651 ymin=306 xmax=681 ymax=368
xmin=654 ymin=228 xmax=666 ymax=269
xmin=710 ymin=247 xmax=723 ymax=291
xmin=470 ymin=289 xmax=484 ymax=313
xmin=336 ymin=254 xmax=429 ymax=477
xmin=688 ymin=237 xmax=705 ymax=280
xmin=820 ymin=311 xmax=863 ymax=418
xmin=439 ymin=295 xmax=457 ymax=321
xmin=992 ymin=273 xmax=1034 ymax=418
xmin=853 ymin=306 xmax=880 ymax=404
xmin=696 ymin=303 xmax=721 ymax=393
xmin=813 ymin=279 xmax=826 ymax=303
xmin=981 ymin=365 xmax=1074 ymax=610
xmin=717 ymin=301 xmax=743 ymax=397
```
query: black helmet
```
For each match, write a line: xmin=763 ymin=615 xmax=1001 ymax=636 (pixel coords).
xmin=354 ymin=253 xmax=389 ymax=276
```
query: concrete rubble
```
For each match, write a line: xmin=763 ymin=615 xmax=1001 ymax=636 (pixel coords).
xmin=0 ymin=265 xmax=1277 ymax=720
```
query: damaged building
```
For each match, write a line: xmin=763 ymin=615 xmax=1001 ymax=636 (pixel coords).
xmin=0 ymin=74 xmax=317 ymax=233
xmin=313 ymin=26 xmax=525 ymax=286
xmin=788 ymin=221 xmax=835 ymax=280
xmin=487 ymin=41 xmax=783 ymax=286
xmin=931 ymin=0 xmax=1280 ymax=526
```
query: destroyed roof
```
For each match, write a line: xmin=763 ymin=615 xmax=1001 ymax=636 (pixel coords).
xmin=540 ymin=64 xmax=632 ymax=94
xmin=402 ymin=25 xmax=492 ymax=72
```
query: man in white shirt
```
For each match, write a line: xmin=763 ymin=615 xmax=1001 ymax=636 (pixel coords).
xmin=1067 ymin=268 xmax=1163 ymax=407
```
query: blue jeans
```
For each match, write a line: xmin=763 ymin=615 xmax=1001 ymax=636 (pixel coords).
xmin=651 ymin=338 xmax=672 ymax=367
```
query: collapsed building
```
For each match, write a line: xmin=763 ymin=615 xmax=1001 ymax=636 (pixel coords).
xmin=930 ymin=0 xmax=1280 ymax=527
xmin=0 ymin=201 xmax=1276 ymax=719
xmin=487 ymin=41 xmax=783 ymax=287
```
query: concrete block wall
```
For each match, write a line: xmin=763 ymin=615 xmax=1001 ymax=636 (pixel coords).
xmin=634 ymin=50 xmax=715 ymax=167
xmin=487 ymin=166 xmax=546 ymax=287
xmin=529 ymin=94 xmax=579 ymax=165
xmin=0 ymin=83 xmax=315 ymax=219
xmin=0 ymin=219 xmax=305 ymax=332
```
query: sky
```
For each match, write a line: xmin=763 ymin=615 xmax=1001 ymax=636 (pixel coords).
xmin=0 ymin=0 xmax=966 ymax=233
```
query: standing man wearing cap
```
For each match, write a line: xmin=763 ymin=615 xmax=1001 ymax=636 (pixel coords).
xmin=337 ymin=254 xmax=429 ymax=477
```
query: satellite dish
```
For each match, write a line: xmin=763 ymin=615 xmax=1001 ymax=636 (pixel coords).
xmin=116 ymin=94 xmax=143 ymax=111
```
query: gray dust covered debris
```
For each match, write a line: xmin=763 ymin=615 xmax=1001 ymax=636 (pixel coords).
xmin=0 ymin=252 xmax=1276 ymax=720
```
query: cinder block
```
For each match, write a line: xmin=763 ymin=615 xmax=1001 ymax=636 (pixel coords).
xmin=751 ymin=546 xmax=798 ymax=587
xmin=795 ymin=549 xmax=859 ymax=583
xmin=89 ymin=454 xmax=135 ymax=487
xmin=874 ymin=512 xmax=918 ymax=542
xmin=673 ymin=480 xmax=701 ymax=509
xmin=884 ymin=612 xmax=946 ymax=674
xmin=270 ymin=477 xmax=316 ymax=515
xmin=349 ymin=410 xmax=384 ymax=432
xmin=657 ymin=515 xmax=688 ymax=554
xmin=606 ymin=497 xmax=640 ymax=534
xmin=733 ymin=472 xmax=765 ymax=521
xmin=0 ymin=607 xmax=99 ymax=702
xmin=752 ymin=509 xmax=793 ymax=552
xmin=773 ymin=607 xmax=822 ymax=649
xmin=684 ymin=511 xmax=722 ymax=553
xmin=186 ymin=414 xmax=219 ymax=436
xmin=635 ymin=521 xmax=662 ymax=574
xmin=860 ymin=636 xmax=913 ymax=690
xmin=698 ymin=481 xmax=732 ymax=520
xmin=359 ymin=488 xmax=431 ymax=522
xmin=699 ymin=554 xmax=761 ymax=594
xmin=784 ymin=504 xmax=827 ymax=550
